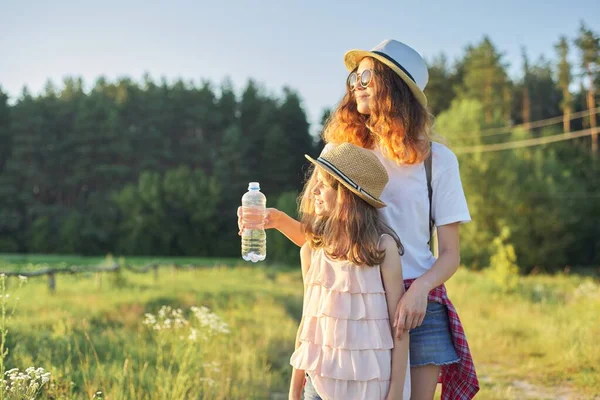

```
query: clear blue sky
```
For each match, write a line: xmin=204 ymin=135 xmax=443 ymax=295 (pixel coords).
xmin=1 ymin=0 xmax=599 ymax=132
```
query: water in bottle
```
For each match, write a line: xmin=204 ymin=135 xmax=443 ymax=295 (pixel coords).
xmin=241 ymin=182 xmax=266 ymax=262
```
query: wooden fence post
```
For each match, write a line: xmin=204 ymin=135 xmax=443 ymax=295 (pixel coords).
xmin=48 ymin=272 xmax=56 ymax=293
xmin=1 ymin=262 xmax=206 ymax=290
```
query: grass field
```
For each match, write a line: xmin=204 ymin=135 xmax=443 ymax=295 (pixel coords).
xmin=0 ymin=254 xmax=598 ymax=399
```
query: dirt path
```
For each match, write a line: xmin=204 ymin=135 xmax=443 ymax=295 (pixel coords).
xmin=479 ymin=371 xmax=599 ymax=399
xmin=271 ymin=374 xmax=600 ymax=399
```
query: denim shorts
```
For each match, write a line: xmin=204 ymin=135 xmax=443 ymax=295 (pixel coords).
xmin=303 ymin=373 xmax=322 ymax=400
xmin=409 ymin=302 xmax=460 ymax=367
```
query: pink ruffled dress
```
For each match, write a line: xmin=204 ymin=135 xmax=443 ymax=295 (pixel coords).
xmin=290 ymin=245 xmax=410 ymax=400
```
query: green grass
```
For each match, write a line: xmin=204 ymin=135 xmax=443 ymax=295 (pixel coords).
xmin=2 ymin=262 xmax=301 ymax=399
xmin=443 ymin=269 xmax=600 ymax=399
xmin=0 ymin=256 xmax=598 ymax=399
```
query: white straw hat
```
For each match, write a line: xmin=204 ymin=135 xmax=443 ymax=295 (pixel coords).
xmin=344 ymin=39 xmax=429 ymax=106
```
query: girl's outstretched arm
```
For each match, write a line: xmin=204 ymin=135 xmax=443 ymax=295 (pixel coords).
xmin=238 ymin=207 xmax=306 ymax=247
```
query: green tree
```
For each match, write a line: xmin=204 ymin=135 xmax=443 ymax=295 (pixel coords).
xmin=521 ymin=47 xmax=532 ymax=129
xmin=458 ymin=37 xmax=511 ymax=125
xmin=0 ymin=88 xmax=10 ymax=174
xmin=528 ymin=56 xmax=562 ymax=124
xmin=4 ymin=87 xmax=45 ymax=252
xmin=113 ymin=167 xmax=219 ymax=256
xmin=161 ymin=166 xmax=221 ymax=255
xmin=314 ymin=108 xmax=331 ymax=151
xmin=425 ymin=54 xmax=457 ymax=116
xmin=212 ymin=124 xmax=249 ymax=256
xmin=267 ymin=191 xmax=301 ymax=266
xmin=436 ymin=99 xmax=492 ymax=268
xmin=555 ymin=36 xmax=574 ymax=132
xmin=574 ymin=21 xmax=600 ymax=152
xmin=275 ymin=88 xmax=313 ymax=192
xmin=0 ymin=88 xmax=20 ymax=252
xmin=438 ymin=97 xmax=591 ymax=272
xmin=113 ymin=172 xmax=164 ymax=255
xmin=486 ymin=227 xmax=519 ymax=292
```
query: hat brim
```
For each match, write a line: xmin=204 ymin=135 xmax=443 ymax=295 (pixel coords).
xmin=305 ymin=154 xmax=386 ymax=209
xmin=344 ymin=49 xmax=427 ymax=107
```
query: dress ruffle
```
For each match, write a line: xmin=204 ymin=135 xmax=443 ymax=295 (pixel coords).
xmin=303 ymin=284 xmax=389 ymax=320
xmin=290 ymin=248 xmax=405 ymax=400
xmin=309 ymin=372 xmax=390 ymax=400
xmin=309 ymin=375 xmax=390 ymax=400
xmin=304 ymin=254 xmax=385 ymax=294
xmin=291 ymin=341 xmax=391 ymax=381
xmin=300 ymin=315 xmax=393 ymax=350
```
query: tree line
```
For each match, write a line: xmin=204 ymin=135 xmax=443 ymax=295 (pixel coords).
xmin=0 ymin=22 xmax=598 ymax=272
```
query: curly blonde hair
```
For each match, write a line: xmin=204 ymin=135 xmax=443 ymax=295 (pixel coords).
xmin=323 ymin=57 xmax=434 ymax=165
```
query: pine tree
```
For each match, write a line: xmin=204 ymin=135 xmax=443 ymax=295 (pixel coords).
xmin=458 ymin=37 xmax=511 ymax=125
xmin=521 ymin=48 xmax=532 ymax=130
xmin=555 ymin=36 xmax=573 ymax=132
xmin=574 ymin=21 xmax=600 ymax=152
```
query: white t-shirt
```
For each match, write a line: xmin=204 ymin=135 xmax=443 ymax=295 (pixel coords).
xmin=321 ymin=142 xmax=471 ymax=280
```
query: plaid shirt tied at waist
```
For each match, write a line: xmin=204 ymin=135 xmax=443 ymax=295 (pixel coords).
xmin=404 ymin=278 xmax=480 ymax=400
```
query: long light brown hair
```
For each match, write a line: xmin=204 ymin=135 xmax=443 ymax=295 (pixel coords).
xmin=323 ymin=57 xmax=434 ymax=165
xmin=299 ymin=166 xmax=403 ymax=267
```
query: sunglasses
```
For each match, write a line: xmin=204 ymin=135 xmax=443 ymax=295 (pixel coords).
xmin=347 ymin=69 xmax=373 ymax=91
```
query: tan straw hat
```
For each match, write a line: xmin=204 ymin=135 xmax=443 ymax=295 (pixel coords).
xmin=305 ymin=143 xmax=388 ymax=208
xmin=344 ymin=39 xmax=429 ymax=106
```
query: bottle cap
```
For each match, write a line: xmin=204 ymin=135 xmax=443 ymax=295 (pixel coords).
xmin=248 ymin=182 xmax=260 ymax=190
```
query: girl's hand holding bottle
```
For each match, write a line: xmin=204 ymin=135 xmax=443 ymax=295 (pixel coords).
xmin=237 ymin=206 xmax=282 ymax=235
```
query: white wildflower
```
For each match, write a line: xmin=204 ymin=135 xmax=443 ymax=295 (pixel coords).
xmin=143 ymin=313 xmax=157 ymax=326
xmin=202 ymin=361 xmax=221 ymax=373
xmin=144 ymin=306 xmax=190 ymax=331
xmin=199 ymin=377 xmax=215 ymax=387
xmin=1 ymin=366 xmax=50 ymax=397
xmin=158 ymin=306 xmax=170 ymax=319
xmin=191 ymin=306 xmax=230 ymax=336
xmin=573 ymin=281 xmax=600 ymax=300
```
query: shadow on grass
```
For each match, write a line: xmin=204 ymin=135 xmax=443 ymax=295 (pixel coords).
xmin=273 ymin=294 xmax=303 ymax=324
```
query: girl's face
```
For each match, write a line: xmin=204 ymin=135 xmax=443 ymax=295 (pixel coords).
xmin=350 ymin=57 xmax=375 ymax=115
xmin=312 ymin=169 xmax=338 ymax=217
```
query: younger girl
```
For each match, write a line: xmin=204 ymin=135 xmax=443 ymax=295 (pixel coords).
xmin=288 ymin=143 xmax=410 ymax=400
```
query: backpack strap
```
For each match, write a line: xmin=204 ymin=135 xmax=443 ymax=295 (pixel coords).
xmin=425 ymin=142 xmax=434 ymax=244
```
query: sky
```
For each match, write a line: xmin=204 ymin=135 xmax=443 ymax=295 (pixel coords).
xmin=1 ymin=0 xmax=599 ymax=132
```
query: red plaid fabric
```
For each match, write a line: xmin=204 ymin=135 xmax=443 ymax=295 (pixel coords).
xmin=404 ymin=279 xmax=480 ymax=400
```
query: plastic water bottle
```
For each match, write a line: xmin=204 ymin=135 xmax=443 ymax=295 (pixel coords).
xmin=241 ymin=182 xmax=267 ymax=262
